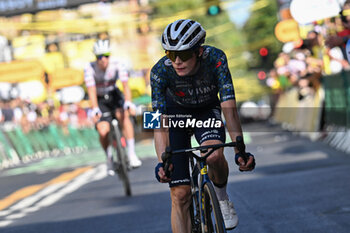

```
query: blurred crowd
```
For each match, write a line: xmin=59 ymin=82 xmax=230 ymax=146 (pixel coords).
xmin=266 ymin=1 xmax=350 ymax=110
xmin=0 ymin=98 xmax=94 ymax=133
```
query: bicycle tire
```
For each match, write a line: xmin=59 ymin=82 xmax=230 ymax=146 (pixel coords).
xmin=189 ymin=157 xmax=201 ymax=233
xmin=190 ymin=192 xmax=201 ymax=233
xmin=202 ymin=182 xmax=226 ymax=233
xmin=112 ymin=121 xmax=132 ymax=196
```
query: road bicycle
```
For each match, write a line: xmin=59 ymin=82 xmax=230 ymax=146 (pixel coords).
xmin=103 ymin=112 xmax=132 ymax=196
xmin=162 ymin=136 xmax=246 ymax=233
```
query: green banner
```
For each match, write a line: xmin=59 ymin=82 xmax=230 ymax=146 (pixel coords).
xmin=323 ymin=71 xmax=350 ymax=128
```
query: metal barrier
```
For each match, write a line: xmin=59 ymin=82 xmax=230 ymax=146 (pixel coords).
xmin=0 ymin=123 xmax=100 ymax=169
xmin=273 ymin=70 xmax=350 ymax=153
xmin=273 ymin=86 xmax=324 ymax=137
xmin=322 ymin=71 xmax=350 ymax=153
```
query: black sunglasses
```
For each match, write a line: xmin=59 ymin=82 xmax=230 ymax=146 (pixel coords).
xmin=96 ymin=53 xmax=110 ymax=60
xmin=165 ymin=49 xmax=196 ymax=62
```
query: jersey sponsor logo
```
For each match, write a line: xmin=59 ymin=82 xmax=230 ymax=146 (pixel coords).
xmin=164 ymin=59 xmax=172 ymax=66
xmin=212 ymin=109 xmax=222 ymax=121
xmin=151 ymin=73 xmax=161 ymax=83
xmin=202 ymin=47 xmax=210 ymax=59
xmin=223 ymin=84 xmax=233 ymax=89
xmin=219 ymin=54 xmax=226 ymax=61
xmin=216 ymin=61 xmax=222 ymax=68
xmin=175 ymin=91 xmax=186 ymax=97
xmin=188 ymin=84 xmax=216 ymax=96
xmin=221 ymin=95 xmax=235 ymax=101
xmin=171 ymin=178 xmax=190 ymax=184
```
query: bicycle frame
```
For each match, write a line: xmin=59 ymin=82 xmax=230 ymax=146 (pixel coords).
xmin=189 ymin=148 xmax=229 ymax=232
xmin=164 ymin=141 xmax=241 ymax=232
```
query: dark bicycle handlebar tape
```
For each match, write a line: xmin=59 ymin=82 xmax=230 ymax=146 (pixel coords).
xmin=236 ymin=136 xmax=245 ymax=153
xmin=236 ymin=136 xmax=248 ymax=163
xmin=162 ymin=146 xmax=172 ymax=178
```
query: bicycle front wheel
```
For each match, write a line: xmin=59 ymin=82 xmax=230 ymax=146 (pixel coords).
xmin=202 ymin=182 xmax=226 ymax=233
xmin=116 ymin=140 xmax=131 ymax=196
xmin=112 ymin=122 xmax=132 ymax=196
xmin=190 ymin=192 xmax=201 ymax=233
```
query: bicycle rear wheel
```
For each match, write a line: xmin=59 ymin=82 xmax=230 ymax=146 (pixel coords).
xmin=202 ymin=182 xmax=226 ymax=233
xmin=112 ymin=120 xmax=132 ymax=196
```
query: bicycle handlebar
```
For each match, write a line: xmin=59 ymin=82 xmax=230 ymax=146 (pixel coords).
xmin=162 ymin=136 xmax=246 ymax=177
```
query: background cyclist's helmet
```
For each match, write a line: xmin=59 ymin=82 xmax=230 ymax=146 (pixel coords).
xmin=93 ymin=39 xmax=111 ymax=55
xmin=162 ymin=19 xmax=206 ymax=51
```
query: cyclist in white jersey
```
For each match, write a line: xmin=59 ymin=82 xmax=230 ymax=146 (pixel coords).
xmin=84 ymin=39 xmax=142 ymax=175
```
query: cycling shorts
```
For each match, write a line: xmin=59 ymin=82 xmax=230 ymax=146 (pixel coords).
xmin=97 ymin=89 xmax=124 ymax=123
xmin=165 ymin=99 xmax=226 ymax=188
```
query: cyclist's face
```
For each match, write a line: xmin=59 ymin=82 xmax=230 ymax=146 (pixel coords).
xmin=170 ymin=48 xmax=203 ymax=76
xmin=96 ymin=54 xmax=110 ymax=70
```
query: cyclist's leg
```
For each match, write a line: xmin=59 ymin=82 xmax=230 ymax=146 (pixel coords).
xmin=113 ymin=89 xmax=141 ymax=167
xmin=115 ymin=108 xmax=134 ymax=145
xmin=96 ymin=97 xmax=113 ymax=152
xmin=194 ymin=106 xmax=228 ymax=186
xmin=167 ymin=112 xmax=192 ymax=232
xmin=168 ymin=130 xmax=192 ymax=233
xmin=97 ymin=96 xmax=116 ymax=175
xmin=96 ymin=121 xmax=110 ymax=151
xmin=194 ymin=107 xmax=238 ymax=229
xmin=170 ymin=185 xmax=192 ymax=233
xmin=201 ymin=140 xmax=228 ymax=186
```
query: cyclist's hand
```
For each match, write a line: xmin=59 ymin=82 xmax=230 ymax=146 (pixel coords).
xmin=155 ymin=162 xmax=173 ymax=183
xmin=91 ymin=107 xmax=102 ymax=123
xmin=235 ymin=152 xmax=255 ymax=172
xmin=123 ymin=101 xmax=136 ymax=116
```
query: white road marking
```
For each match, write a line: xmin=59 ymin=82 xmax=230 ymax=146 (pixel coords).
xmin=0 ymin=165 xmax=106 ymax=228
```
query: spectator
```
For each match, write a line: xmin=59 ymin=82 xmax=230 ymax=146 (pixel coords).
xmin=0 ymin=34 xmax=12 ymax=63
xmin=325 ymin=0 xmax=350 ymax=49
xmin=0 ymin=105 xmax=3 ymax=123
xmin=1 ymin=101 xmax=14 ymax=122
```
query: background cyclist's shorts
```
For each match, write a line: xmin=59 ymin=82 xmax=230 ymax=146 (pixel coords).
xmin=97 ymin=88 xmax=124 ymax=123
xmin=166 ymin=104 xmax=226 ymax=188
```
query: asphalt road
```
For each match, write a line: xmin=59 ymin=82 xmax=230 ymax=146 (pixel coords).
xmin=0 ymin=122 xmax=349 ymax=233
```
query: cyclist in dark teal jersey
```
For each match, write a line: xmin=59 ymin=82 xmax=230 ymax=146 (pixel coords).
xmin=152 ymin=19 xmax=255 ymax=232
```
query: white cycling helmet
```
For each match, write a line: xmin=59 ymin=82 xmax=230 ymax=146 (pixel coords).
xmin=93 ymin=39 xmax=111 ymax=55
xmin=162 ymin=19 xmax=206 ymax=51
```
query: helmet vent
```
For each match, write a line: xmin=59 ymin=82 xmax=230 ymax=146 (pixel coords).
xmin=184 ymin=26 xmax=201 ymax=45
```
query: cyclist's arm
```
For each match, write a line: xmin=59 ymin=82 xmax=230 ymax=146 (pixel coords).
xmin=221 ymin=99 xmax=243 ymax=154
xmin=121 ymin=81 xmax=132 ymax=102
xmin=213 ymin=49 xmax=243 ymax=151
xmin=154 ymin=115 xmax=169 ymax=162
xmin=86 ymin=86 xmax=99 ymax=109
xmin=84 ymin=64 xmax=99 ymax=109
xmin=150 ymin=63 xmax=169 ymax=161
xmin=117 ymin=61 xmax=132 ymax=102
xmin=222 ymin=99 xmax=255 ymax=170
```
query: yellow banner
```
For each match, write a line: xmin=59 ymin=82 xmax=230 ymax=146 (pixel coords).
xmin=0 ymin=60 xmax=44 ymax=83
xmin=49 ymin=68 xmax=84 ymax=90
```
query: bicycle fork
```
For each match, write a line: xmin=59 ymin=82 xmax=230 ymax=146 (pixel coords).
xmin=197 ymin=161 xmax=212 ymax=232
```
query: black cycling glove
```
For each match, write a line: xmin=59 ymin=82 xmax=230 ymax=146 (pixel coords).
xmin=235 ymin=152 xmax=256 ymax=170
xmin=155 ymin=162 xmax=163 ymax=182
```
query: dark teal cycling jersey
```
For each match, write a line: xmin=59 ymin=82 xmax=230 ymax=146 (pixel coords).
xmin=151 ymin=45 xmax=235 ymax=113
